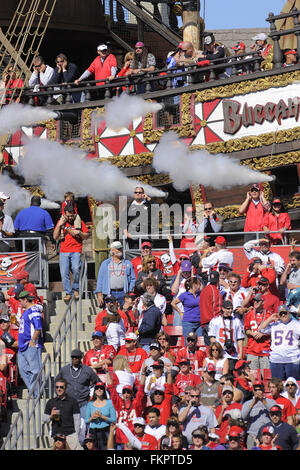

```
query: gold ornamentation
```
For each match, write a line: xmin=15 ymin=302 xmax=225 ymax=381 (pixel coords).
xmin=45 ymin=119 xmax=57 ymax=141
xmin=143 ymin=93 xmax=194 ymax=143
xmin=194 ymin=70 xmax=300 ymax=104
xmin=241 ymin=149 xmax=300 ymax=171
xmin=131 ymin=173 xmax=172 ymax=186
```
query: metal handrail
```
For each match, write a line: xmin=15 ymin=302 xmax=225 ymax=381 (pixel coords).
xmin=0 ymin=411 xmax=24 ymax=450
xmin=1 ymin=254 xmax=88 ymax=450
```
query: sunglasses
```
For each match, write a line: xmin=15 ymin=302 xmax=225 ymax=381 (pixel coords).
xmin=270 ymin=412 xmax=281 ymax=416
xmin=187 ymin=338 xmax=196 ymax=342
xmin=229 ymin=436 xmax=240 ymax=441
xmin=54 ymin=437 xmax=65 ymax=442
xmin=154 ymin=391 xmax=164 ymax=395
xmin=219 ymin=268 xmax=228 ymax=272
xmin=204 ymin=207 xmax=213 ymax=210
xmin=190 ymin=395 xmax=200 ymax=398
xmin=279 ymin=312 xmax=289 ymax=316
xmin=286 ymin=383 xmax=296 ymax=387
xmin=56 ymin=386 xmax=65 ymax=390
xmin=95 ymin=386 xmax=105 ymax=391
xmin=123 ymin=389 xmax=132 ymax=394
xmin=251 ymin=188 xmax=259 ymax=192
xmin=134 ymin=191 xmax=143 ymax=194
xmin=193 ymin=434 xmax=203 ymax=438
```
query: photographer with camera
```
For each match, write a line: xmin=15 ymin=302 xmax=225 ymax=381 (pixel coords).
xmin=241 ymin=380 xmax=277 ymax=449
xmin=197 ymin=201 xmax=223 ymax=247
xmin=178 ymin=386 xmax=218 ymax=445
xmin=208 ymin=300 xmax=244 ymax=373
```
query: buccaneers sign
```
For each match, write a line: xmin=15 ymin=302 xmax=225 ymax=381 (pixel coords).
xmin=0 ymin=252 xmax=40 ymax=285
xmin=223 ymin=96 xmax=300 ymax=135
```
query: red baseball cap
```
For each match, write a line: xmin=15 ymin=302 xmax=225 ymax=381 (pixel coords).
xmin=262 ymin=425 xmax=275 ymax=435
xmin=122 ymin=385 xmax=133 ymax=392
xmin=215 ymin=236 xmax=226 ymax=245
xmin=15 ymin=270 xmax=29 ymax=281
xmin=234 ymin=360 xmax=250 ymax=371
xmin=204 ymin=363 xmax=216 ymax=373
xmin=141 ymin=241 xmax=152 ymax=249
xmin=284 ymin=49 xmax=297 ymax=55
xmin=232 ymin=41 xmax=245 ymax=51
xmin=228 ymin=426 xmax=243 ymax=437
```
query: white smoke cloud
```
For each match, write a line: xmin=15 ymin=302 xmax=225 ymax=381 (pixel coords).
xmin=17 ymin=137 xmax=165 ymax=201
xmin=0 ymin=103 xmax=57 ymax=136
xmin=95 ymin=94 xmax=163 ymax=131
xmin=152 ymin=131 xmax=273 ymax=191
xmin=0 ymin=173 xmax=59 ymax=216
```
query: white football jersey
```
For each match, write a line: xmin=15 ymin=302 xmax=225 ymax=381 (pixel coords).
xmin=261 ymin=318 xmax=300 ymax=364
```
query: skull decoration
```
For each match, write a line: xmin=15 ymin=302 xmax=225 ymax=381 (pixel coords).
xmin=0 ymin=257 xmax=13 ymax=271
xmin=160 ymin=253 xmax=171 ymax=266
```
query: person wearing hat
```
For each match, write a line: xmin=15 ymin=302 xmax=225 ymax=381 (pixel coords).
xmin=52 ymin=433 xmax=72 ymax=450
xmin=104 ymin=363 xmax=147 ymax=448
xmin=55 ymin=349 xmax=99 ymax=419
xmin=252 ymin=425 xmax=282 ymax=450
xmin=258 ymin=304 xmax=300 ymax=380
xmin=129 ymin=42 xmax=156 ymax=75
xmin=44 ymin=378 xmax=83 ymax=450
xmin=14 ymin=195 xmax=55 ymax=252
xmin=95 ymin=293 xmax=132 ymax=340
xmin=146 ymin=362 xmax=174 ymax=425
xmin=218 ymin=262 xmax=232 ymax=291
xmin=85 ymin=381 xmax=117 ymax=450
xmin=117 ymin=332 xmax=148 ymax=376
xmin=250 ymin=32 xmax=272 ymax=60
xmin=241 ymin=257 xmax=279 ymax=299
xmin=239 ymin=184 xmax=270 ymax=241
xmin=178 ymin=385 xmax=218 ymax=444
xmin=208 ymin=299 xmax=244 ymax=372
xmin=243 ymin=291 xmax=273 ymax=370
xmin=95 ymin=240 xmax=135 ymax=308
xmin=173 ymin=358 xmax=201 ymax=397
xmin=83 ymin=432 xmax=98 ymax=450
xmin=175 ymin=331 xmax=206 ymax=374
xmin=139 ymin=341 xmax=172 ymax=380
xmin=244 ymin=237 xmax=285 ymax=282
xmin=201 ymin=34 xmax=227 ymax=79
xmin=83 ymin=331 xmax=116 ymax=375
xmin=145 ymin=359 xmax=166 ymax=396
xmin=74 ymin=43 xmax=117 ymax=98
xmin=17 ymin=290 xmax=44 ymax=398
xmin=137 ymin=292 xmax=162 ymax=353
xmin=171 ymin=276 xmax=202 ymax=345
xmin=214 ymin=385 xmax=242 ymax=444
xmin=268 ymin=377 xmax=297 ymax=427
xmin=200 ymin=235 xmax=234 ymax=274
xmin=199 ymin=363 xmax=222 ymax=408
xmin=0 ymin=198 xmax=14 ymax=252
xmin=283 ymin=49 xmax=298 ymax=67
xmin=241 ymin=380 xmax=277 ymax=449
xmin=226 ymin=426 xmax=246 ymax=450
xmin=262 ymin=197 xmax=291 ymax=245
xmin=199 ymin=270 xmax=223 ymax=345
xmin=130 ymin=416 xmax=158 ymax=449
xmin=257 ymin=404 xmax=299 ymax=450
xmin=135 ymin=277 xmax=167 ymax=326
xmin=0 ymin=313 xmax=18 ymax=396
xmin=53 ymin=202 xmax=89 ymax=302
xmin=131 ymin=240 xmax=164 ymax=278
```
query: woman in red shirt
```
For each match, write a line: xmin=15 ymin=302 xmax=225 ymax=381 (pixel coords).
xmin=263 ymin=197 xmax=291 ymax=245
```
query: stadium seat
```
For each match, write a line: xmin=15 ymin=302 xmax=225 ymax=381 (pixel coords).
xmin=163 ymin=326 xmax=183 ymax=337
xmin=251 ymin=369 xmax=262 ymax=381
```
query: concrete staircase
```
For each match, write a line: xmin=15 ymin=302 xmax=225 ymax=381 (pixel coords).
xmin=1 ymin=290 xmax=99 ymax=450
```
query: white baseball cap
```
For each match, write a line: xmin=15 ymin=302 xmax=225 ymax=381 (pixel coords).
xmin=0 ymin=192 xmax=10 ymax=200
xmin=125 ymin=332 xmax=138 ymax=341
xmin=133 ymin=417 xmax=146 ymax=426
xmin=97 ymin=44 xmax=108 ymax=51
xmin=252 ymin=33 xmax=267 ymax=41
xmin=110 ymin=241 xmax=122 ymax=250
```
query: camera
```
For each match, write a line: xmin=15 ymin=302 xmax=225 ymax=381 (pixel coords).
xmin=224 ymin=339 xmax=236 ymax=355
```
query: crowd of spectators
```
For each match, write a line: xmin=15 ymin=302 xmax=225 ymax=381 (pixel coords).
xmin=0 ymin=182 xmax=294 ymax=450
xmin=1 ymin=31 xmax=297 ymax=105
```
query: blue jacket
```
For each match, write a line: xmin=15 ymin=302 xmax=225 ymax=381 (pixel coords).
xmin=94 ymin=257 xmax=136 ymax=295
xmin=138 ymin=304 xmax=162 ymax=344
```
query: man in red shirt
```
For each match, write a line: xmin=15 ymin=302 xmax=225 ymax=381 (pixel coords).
xmin=132 ymin=417 xmax=158 ymax=450
xmin=74 ymin=44 xmax=117 ymax=96
xmin=267 ymin=378 xmax=297 ymax=426
xmin=83 ymin=331 xmax=116 ymax=377
xmin=242 ymin=278 xmax=280 ymax=314
xmin=244 ymin=293 xmax=272 ymax=370
xmin=199 ymin=271 xmax=222 ymax=345
xmin=131 ymin=240 xmax=164 ymax=278
xmin=215 ymin=385 xmax=242 ymax=443
xmin=117 ymin=332 xmax=148 ymax=378
xmin=241 ymin=258 xmax=277 ymax=291
xmin=173 ymin=359 xmax=201 ymax=396
xmin=175 ymin=331 xmax=206 ymax=374
xmin=0 ymin=313 xmax=18 ymax=372
xmin=53 ymin=203 xmax=88 ymax=301
xmin=238 ymin=184 xmax=270 ymax=239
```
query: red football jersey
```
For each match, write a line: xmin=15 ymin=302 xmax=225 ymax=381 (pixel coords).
xmin=244 ymin=309 xmax=272 ymax=356
xmin=173 ymin=372 xmax=202 ymax=395
xmin=83 ymin=346 xmax=116 ymax=369
xmin=117 ymin=346 xmax=148 ymax=374
xmin=134 ymin=432 xmax=158 ymax=450
xmin=175 ymin=347 xmax=206 ymax=373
